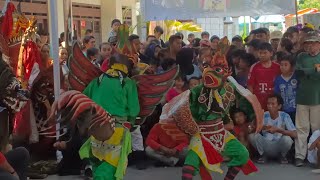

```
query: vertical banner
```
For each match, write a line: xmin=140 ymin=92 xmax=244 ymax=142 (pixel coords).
xmin=141 ymin=0 xmax=296 ymax=21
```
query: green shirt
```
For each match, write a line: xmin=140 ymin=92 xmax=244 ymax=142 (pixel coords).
xmin=83 ymin=75 xmax=140 ymax=123
xmin=189 ymin=84 xmax=235 ymax=122
xmin=296 ymin=52 xmax=320 ymax=105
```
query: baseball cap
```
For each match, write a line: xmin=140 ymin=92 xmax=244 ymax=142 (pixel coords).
xmin=270 ymin=31 xmax=283 ymax=40
xmin=304 ymin=31 xmax=320 ymax=43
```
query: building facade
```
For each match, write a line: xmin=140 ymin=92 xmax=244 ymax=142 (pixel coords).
xmin=0 ymin=0 xmax=139 ymax=44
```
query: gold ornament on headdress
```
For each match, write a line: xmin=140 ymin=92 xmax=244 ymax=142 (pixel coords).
xmin=209 ymin=36 xmax=230 ymax=67
xmin=208 ymin=36 xmax=232 ymax=78
xmin=116 ymin=24 xmax=138 ymax=65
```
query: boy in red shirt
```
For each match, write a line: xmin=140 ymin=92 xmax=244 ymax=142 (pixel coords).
xmin=146 ymin=123 xmax=189 ymax=166
xmin=248 ymin=42 xmax=281 ymax=110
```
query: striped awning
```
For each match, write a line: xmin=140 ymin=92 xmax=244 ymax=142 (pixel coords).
xmin=285 ymin=8 xmax=318 ymax=18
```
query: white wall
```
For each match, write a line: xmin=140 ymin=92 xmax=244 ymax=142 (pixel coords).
xmin=196 ymin=18 xmax=224 ymax=38
xmin=195 ymin=17 xmax=241 ymax=40
xmin=72 ymin=0 xmax=101 ymax=5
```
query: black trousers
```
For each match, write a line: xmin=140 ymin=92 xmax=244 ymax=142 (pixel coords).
xmin=0 ymin=147 xmax=30 ymax=180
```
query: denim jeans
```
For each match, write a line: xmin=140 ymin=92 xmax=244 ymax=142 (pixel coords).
xmin=249 ymin=133 xmax=293 ymax=158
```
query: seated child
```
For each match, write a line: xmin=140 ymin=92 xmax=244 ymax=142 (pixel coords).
xmin=145 ymin=123 xmax=189 ymax=167
xmin=308 ymin=130 xmax=320 ymax=173
xmin=188 ymin=77 xmax=200 ymax=89
xmin=249 ymin=94 xmax=297 ymax=164
xmin=231 ymin=109 xmax=253 ymax=149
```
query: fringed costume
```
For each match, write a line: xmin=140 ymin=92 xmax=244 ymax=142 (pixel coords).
xmin=159 ymin=37 xmax=264 ymax=180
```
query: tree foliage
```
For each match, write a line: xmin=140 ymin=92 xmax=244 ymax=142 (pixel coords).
xmin=298 ymin=0 xmax=320 ymax=10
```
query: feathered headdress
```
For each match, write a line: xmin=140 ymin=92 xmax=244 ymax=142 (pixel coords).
xmin=115 ymin=24 xmax=139 ymax=65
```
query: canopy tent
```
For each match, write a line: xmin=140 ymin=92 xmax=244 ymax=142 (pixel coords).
xmin=256 ymin=15 xmax=285 ymax=23
xmin=141 ymin=0 xmax=296 ymax=21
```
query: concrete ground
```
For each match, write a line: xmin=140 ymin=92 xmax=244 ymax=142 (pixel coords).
xmin=44 ymin=163 xmax=319 ymax=180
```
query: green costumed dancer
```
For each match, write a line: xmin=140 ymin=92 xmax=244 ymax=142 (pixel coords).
xmin=160 ymin=37 xmax=264 ymax=180
xmin=43 ymin=24 xmax=179 ymax=180
xmin=79 ymin=53 xmax=139 ymax=180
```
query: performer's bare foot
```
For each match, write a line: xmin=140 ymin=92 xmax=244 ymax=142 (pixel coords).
xmin=53 ymin=141 xmax=67 ymax=150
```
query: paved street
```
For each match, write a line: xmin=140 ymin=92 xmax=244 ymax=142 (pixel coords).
xmin=44 ymin=163 xmax=319 ymax=180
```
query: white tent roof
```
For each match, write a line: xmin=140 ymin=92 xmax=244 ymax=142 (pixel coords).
xmin=256 ymin=15 xmax=285 ymax=23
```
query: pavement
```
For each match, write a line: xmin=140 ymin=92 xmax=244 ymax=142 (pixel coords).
xmin=44 ymin=163 xmax=320 ymax=180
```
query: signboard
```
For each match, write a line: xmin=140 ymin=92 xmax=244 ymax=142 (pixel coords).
xmin=141 ymin=0 xmax=296 ymax=21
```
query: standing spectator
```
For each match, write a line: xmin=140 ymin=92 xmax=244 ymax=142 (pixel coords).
xmin=38 ymin=30 xmax=49 ymax=45
xmin=199 ymin=39 xmax=211 ymax=48
xmin=168 ymin=35 xmax=182 ymax=60
xmin=198 ymin=47 xmax=212 ymax=63
xmin=166 ymin=74 xmax=185 ymax=102
xmin=210 ymin=35 xmax=220 ymax=53
xmin=201 ymin=31 xmax=210 ymax=40
xmin=108 ymin=19 xmax=121 ymax=46
xmin=249 ymin=94 xmax=297 ymax=164
xmin=274 ymin=55 xmax=297 ymax=122
xmin=192 ymin=38 xmax=201 ymax=48
xmin=253 ymin=28 xmax=269 ymax=42
xmin=176 ymin=48 xmax=201 ymax=81
xmin=232 ymin=35 xmax=244 ymax=49
xmin=295 ymin=31 xmax=320 ymax=167
xmin=129 ymin=34 xmax=141 ymax=52
xmin=262 ymin=27 xmax=271 ymax=42
xmin=98 ymin=42 xmax=112 ymax=66
xmin=197 ymin=47 xmax=212 ymax=72
xmin=154 ymin=26 xmax=166 ymax=48
xmin=187 ymin=33 xmax=195 ymax=48
xmin=297 ymin=27 xmax=314 ymax=54
xmin=248 ymin=42 xmax=281 ymax=110
xmin=246 ymin=39 xmax=261 ymax=59
xmin=82 ymin=36 xmax=96 ymax=57
xmin=175 ymin=32 xmax=186 ymax=47
xmin=285 ymin=26 xmax=300 ymax=53
xmin=144 ymin=43 xmax=161 ymax=64
xmin=85 ymin=29 xmax=93 ymax=36
xmin=270 ymin=31 xmax=283 ymax=52
xmin=277 ymin=38 xmax=294 ymax=55
xmin=59 ymin=32 xmax=65 ymax=47
xmin=146 ymin=35 xmax=156 ymax=43
xmin=236 ymin=53 xmax=256 ymax=88
xmin=87 ymin=47 xmax=100 ymax=67
xmin=59 ymin=47 xmax=69 ymax=76
xmin=230 ymin=49 xmax=246 ymax=77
